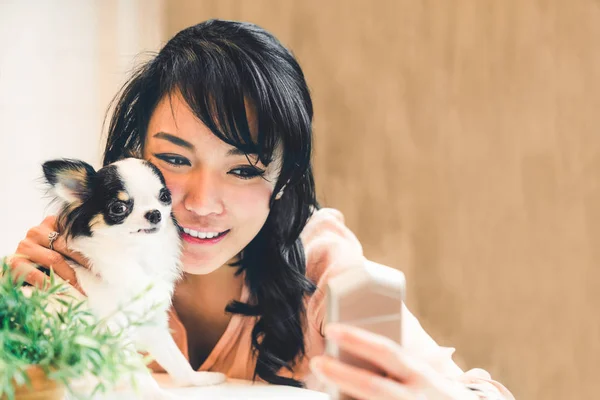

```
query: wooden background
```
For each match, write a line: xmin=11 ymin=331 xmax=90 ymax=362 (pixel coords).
xmin=164 ymin=1 xmax=600 ymax=398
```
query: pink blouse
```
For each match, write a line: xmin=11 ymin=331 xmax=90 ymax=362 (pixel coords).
xmin=153 ymin=208 xmax=514 ymax=399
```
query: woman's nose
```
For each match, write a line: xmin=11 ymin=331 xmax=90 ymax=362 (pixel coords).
xmin=183 ymin=169 xmax=225 ymax=216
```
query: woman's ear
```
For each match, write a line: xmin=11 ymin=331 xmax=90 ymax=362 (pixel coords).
xmin=42 ymin=159 xmax=96 ymax=206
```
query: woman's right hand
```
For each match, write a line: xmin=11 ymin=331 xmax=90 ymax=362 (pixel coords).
xmin=9 ymin=216 xmax=88 ymax=293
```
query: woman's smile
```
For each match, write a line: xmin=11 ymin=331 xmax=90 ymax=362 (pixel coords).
xmin=180 ymin=227 xmax=230 ymax=245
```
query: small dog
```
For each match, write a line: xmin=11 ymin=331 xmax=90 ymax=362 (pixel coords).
xmin=42 ymin=157 xmax=225 ymax=399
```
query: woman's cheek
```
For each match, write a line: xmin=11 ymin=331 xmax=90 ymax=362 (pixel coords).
xmin=231 ymin=181 xmax=274 ymax=215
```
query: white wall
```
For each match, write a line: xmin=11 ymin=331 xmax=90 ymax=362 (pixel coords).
xmin=0 ymin=0 xmax=164 ymax=256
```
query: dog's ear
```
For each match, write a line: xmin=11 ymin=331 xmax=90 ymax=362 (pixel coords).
xmin=42 ymin=159 xmax=96 ymax=205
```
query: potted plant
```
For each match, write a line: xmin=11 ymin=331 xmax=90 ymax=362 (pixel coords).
xmin=0 ymin=258 xmax=153 ymax=400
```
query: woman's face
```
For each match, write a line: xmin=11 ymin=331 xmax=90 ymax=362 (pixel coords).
xmin=143 ymin=92 xmax=280 ymax=274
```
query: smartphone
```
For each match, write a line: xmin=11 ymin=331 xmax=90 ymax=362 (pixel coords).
xmin=325 ymin=260 xmax=405 ymax=400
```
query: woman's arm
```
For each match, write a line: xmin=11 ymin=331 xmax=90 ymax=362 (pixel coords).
xmin=301 ymin=208 xmax=515 ymax=399
xmin=310 ymin=323 xmax=513 ymax=400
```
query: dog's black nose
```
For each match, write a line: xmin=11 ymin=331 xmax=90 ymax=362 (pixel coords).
xmin=144 ymin=210 xmax=161 ymax=224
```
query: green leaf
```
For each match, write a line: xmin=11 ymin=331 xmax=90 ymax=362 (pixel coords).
xmin=0 ymin=259 xmax=152 ymax=399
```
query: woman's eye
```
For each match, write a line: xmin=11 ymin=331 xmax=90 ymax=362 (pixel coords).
xmin=109 ymin=202 xmax=128 ymax=216
xmin=154 ymin=153 xmax=191 ymax=167
xmin=229 ymin=166 xmax=265 ymax=180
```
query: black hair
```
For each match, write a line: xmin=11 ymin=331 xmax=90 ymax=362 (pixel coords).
xmin=103 ymin=19 xmax=317 ymax=386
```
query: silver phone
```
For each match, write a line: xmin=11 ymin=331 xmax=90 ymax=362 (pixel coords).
xmin=325 ymin=260 xmax=405 ymax=400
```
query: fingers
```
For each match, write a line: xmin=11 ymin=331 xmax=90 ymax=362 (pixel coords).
xmin=37 ymin=217 xmax=89 ymax=267
xmin=13 ymin=237 xmax=80 ymax=289
xmin=6 ymin=255 xmax=49 ymax=289
xmin=324 ymin=324 xmax=435 ymax=385
xmin=310 ymin=356 xmax=415 ymax=400
xmin=9 ymin=216 xmax=85 ymax=292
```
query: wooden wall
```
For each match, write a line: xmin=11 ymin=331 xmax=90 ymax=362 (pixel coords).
xmin=165 ymin=1 xmax=600 ymax=398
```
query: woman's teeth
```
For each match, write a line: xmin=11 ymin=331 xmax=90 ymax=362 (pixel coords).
xmin=182 ymin=227 xmax=222 ymax=239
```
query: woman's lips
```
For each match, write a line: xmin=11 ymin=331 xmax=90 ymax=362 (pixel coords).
xmin=180 ymin=229 xmax=230 ymax=245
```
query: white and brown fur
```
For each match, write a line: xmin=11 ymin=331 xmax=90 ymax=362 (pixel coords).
xmin=42 ymin=157 xmax=225 ymax=399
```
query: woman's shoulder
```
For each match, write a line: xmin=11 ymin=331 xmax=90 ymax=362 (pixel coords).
xmin=301 ymin=208 xmax=366 ymax=335
xmin=300 ymin=207 xmax=365 ymax=286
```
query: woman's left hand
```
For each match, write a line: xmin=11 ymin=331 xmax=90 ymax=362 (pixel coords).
xmin=309 ymin=323 xmax=479 ymax=400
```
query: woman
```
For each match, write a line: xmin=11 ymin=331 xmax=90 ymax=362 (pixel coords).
xmin=11 ymin=19 xmax=514 ymax=399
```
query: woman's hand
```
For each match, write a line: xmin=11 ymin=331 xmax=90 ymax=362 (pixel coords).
xmin=310 ymin=323 xmax=480 ymax=400
xmin=8 ymin=216 xmax=87 ymax=293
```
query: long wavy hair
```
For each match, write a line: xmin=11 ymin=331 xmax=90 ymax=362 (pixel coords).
xmin=102 ymin=19 xmax=317 ymax=386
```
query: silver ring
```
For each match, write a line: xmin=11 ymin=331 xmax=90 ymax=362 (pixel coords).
xmin=48 ymin=231 xmax=59 ymax=251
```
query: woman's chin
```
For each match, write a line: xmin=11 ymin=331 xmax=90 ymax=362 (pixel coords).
xmin=180 ymin=262 xmax=221 ymax=275
xmin=180 ymin=252 xmax=231 ymax=275
xmin=180 ymin=243 xmax=241 ymax=276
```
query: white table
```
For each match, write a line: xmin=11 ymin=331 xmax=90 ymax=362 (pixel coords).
xmin=102 ymin=373 xmax=329 ymax=399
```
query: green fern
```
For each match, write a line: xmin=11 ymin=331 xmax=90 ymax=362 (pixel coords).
xmin=0 ymin=258 xmax=161 ymax=400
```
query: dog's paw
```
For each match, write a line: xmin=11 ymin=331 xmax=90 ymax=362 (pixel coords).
xmin=179 ymin=371 xmax=226 ymax=387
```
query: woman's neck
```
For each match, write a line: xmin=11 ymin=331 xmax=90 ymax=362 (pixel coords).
xmin=171 ymin=260 xmax=245 ymax=369
xmin=173 ymin=258 xmax=245 ymax=317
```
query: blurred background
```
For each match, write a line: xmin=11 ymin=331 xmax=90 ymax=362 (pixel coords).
xmin=2 ymin=1 xmax=599 ymax=398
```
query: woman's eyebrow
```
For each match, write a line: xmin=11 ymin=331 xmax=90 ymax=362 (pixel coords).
xmin=227 ymin=147 xmax=264 ymax=165
xmin=227 ymin=147 xmax=257 ymax=157
xmin=154 ymin=132 xmax=260 ymax=159
xmin=153 ymin=132 xmax=194 ymax=150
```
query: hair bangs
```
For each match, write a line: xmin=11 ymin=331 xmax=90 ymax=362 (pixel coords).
xmin=162 ymin=43 xmax=280 ymax=167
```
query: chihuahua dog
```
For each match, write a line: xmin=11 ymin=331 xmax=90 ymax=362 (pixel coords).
xmin=42 ymin=157 xmax=225 ymax=399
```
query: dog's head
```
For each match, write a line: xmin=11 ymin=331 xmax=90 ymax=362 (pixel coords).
xmin=43 ymin=158 xmax=173 ymax=239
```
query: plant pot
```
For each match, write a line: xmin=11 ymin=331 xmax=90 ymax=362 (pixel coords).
xmin=8 ymin=366 xmax=65 ymax=400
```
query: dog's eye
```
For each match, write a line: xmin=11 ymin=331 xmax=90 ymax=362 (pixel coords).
xmin=109 ymin=201 xmax=128 ymax=216
xmin=159 ymin=188 xmax=171 ymax=204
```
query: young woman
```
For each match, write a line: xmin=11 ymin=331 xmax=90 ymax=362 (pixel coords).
xmin=11 ymin=19 xmax=514 ymax=400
